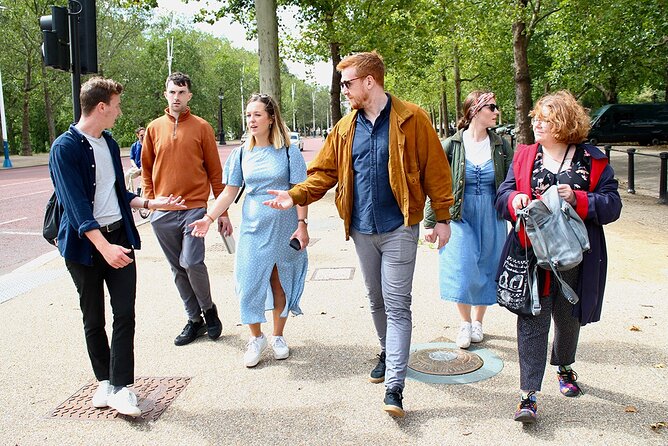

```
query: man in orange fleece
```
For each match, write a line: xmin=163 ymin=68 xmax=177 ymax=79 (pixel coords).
xmin=142 ymin=72 xmax=232 ymax=346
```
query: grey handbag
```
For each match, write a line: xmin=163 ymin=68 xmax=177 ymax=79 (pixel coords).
xmin=515 ymin=185 xmax=590 ymax=305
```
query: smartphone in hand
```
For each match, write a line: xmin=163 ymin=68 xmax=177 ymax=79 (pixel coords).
xmin=289 ymin=238 xmax=301 ymax=250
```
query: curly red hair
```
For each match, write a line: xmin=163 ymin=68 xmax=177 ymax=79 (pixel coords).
xmin=529 ymin=90 xmax=591 ymax=144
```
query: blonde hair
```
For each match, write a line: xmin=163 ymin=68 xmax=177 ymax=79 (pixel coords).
xmin=246 ymin=93 xmax=290 ymax=150
xmin=336 ymin=50 xmax=385 ymax=88
xmin=530 ymin=90 xmax=591 ymax=144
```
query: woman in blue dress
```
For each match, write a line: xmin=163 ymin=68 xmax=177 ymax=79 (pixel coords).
xmin=189 ymin=94 xmax=309 ymax=367
xmin=424 ymin=90 xmax=513 ymax=349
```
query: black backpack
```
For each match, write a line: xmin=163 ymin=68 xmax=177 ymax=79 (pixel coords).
xmin=43 ymin=192 xmax=63 ymax=246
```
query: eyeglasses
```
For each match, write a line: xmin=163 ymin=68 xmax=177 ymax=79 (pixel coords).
xmin=251 ymin=93 xmax=270 ymax=100
xmin=531 ymin=117 xmax=551 ymax=125
xmin=340 ymin=76 xmax=364 ymax=90
xmin=482 ymin=104 xmax=500 ymax=112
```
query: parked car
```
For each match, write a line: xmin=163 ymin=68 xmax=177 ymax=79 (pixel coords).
xmin=495 ymin=123 xmax=515 ymax=135
xmin=290 ymin=132 xmax=304 ymax=151
xmin=588 ymin=103 xmax=668 ymax=146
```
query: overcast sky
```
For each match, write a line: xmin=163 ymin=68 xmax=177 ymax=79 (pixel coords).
xmin=158 ymin=0 xmax=331 ymax=86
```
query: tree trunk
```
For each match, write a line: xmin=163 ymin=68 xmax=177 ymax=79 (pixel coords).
xmin=664 ymin=64 xmax=668 ymax=101
xmin=512 ymin=10 xmax=534 ymax=145
xmin=595 ymin=80 xmax=619 ymax=104
xmin=329 ymin=40 xmax=342 ymax=125
xmin=453 ymin=45 xmax=462 ymax=123
xmin=21 ymin=63 xmax=32 ymax=156
xmin=441 ymin=71 xmax=449 ymax=137
xmin=255 ymin=0 xmax=281 ymax=103
xmin=41 ymin=64 xmax=56 ymax=145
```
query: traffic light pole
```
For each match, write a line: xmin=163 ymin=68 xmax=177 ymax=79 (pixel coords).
xmin=68 ymin=0 xmax=82 ymax=122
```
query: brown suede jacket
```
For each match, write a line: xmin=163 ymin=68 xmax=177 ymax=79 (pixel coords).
xmin=289 ymin=94 xmax=454 ymax=239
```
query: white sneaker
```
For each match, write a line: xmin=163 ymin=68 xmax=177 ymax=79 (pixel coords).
xmin=244 ymin=334 xmax=268 ymax=368
xmin=91 ymin=380 xmax=111 ymax=408
xmin=270 ymin=335 xmax=290 ymax=360
xmin=107 ymin=387 xmax=141 ymax=417
xmin=471 ymin=321 xmax=484 ymax=343
xmin=456 ymin=322 xmax=472 ymax=349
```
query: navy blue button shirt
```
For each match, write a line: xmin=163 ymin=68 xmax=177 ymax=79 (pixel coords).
xmin=351 ymin=94 xmax=404 ymax=234
xmin=49 ymin=125 xmax=140 ymax=265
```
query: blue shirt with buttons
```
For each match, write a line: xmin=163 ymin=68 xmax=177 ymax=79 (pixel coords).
xmin=350 ymin=94 xmax=404 ymax=234
xmin=49 ymin=124 xmax=140 ymax=265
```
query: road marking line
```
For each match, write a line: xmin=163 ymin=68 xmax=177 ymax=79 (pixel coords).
xmin=1 ymin=178 xmax=51 ymax=188
xmin=0 ymin=217 xmax=28 ymax=226
xmin=0 ymin=189 xmax=51 ymax=201
xmin=0 ymin=231 xmax=41 ymax=236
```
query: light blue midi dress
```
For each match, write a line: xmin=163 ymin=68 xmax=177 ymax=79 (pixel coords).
xmin=438 ymin=159 xmax=506 ymax=305
xmin=223 ymin=144 xmax=308 ymax=324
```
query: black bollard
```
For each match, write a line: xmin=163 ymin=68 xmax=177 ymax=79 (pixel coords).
xmin=604 ymin=145 xmax=611 ymax=165
xmin=659 ymin=152 xmax=668 ymax=205
xmin=627 ymin=148 xmax=636 ymax=194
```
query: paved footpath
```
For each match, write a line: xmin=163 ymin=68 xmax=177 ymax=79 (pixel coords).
xmin=0 ymin=185 xmax=667 ymax=445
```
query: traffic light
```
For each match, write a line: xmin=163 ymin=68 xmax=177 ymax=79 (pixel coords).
xmin=78 ymin=0 xmax=97 ymax=74
xmin=39 ymin=1 xmax=97 ymax=74
xmin=39 ymin=6 xmax=70 ymax=71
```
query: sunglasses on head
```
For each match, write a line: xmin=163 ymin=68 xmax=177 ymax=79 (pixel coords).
xmin=482 ymin=104 xmax=499 ymax=112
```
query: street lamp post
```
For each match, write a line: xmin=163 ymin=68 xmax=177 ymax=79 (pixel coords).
xmin=0 ymin=68 xmax=11 ymax=168
xmin=218 ymin=88 xmax=226 ymax=145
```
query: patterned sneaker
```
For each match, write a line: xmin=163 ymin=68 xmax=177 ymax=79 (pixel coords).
xmin=514 ymin=391 xmax=537 ymax=423
xmin=557 ymin=368 xmax=584 ymax=397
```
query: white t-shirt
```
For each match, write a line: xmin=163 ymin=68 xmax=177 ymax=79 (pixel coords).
xmin=462 ymin=129 xmax=491 ymax=166
xmin=81 ymin=131 xmax=122 ymax=226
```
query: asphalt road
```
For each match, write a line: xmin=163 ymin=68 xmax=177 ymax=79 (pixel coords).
xmin=0 ymin=137 xmax=324 ymax=275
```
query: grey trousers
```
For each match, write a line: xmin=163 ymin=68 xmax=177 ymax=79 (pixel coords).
xmin=151 ymin=208 xmax=215 ymax=320
xmin=351 ymin=224 xmax=419 ymax=391
xmin=517 ymin=267 xmax=581 ymax=391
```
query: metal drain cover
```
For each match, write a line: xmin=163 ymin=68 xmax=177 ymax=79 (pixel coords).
xmin=48 ymin=376 xmax=191 ymax=422
xmin=407 ymin=342 xmax=503 ymax=384
xmin=409 ymin=347 xmax=483 ymax=376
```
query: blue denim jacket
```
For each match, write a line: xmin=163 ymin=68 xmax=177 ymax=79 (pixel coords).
xmin=49 ymin=124 xmax=140 ymax=265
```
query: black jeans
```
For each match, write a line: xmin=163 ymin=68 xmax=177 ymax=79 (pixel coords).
xmin=65 ymin=227 xmax=136 ymax=387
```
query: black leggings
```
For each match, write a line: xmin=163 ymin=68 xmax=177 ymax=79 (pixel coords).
xmin=517 ymin=267 xmax=581 ymax=392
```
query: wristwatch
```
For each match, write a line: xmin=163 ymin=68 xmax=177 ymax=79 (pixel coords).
xmin=298 ymin=218 xmax=308 ymax=225
xmin=437 ymin=219 xmax=451 ymax=224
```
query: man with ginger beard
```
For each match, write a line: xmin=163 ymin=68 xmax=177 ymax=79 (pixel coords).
xmin=263 ymin=51 xmax=454 ymax=417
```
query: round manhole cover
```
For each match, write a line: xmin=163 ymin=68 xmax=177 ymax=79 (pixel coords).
xmin=408 ymin=347 xmax=483 ymax=376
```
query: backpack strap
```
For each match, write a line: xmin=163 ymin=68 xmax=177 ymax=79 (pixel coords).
xmin=233 ymin=144 xmax=291 ymax=204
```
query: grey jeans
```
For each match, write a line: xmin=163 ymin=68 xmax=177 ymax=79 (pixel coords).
xmin=151 ymin=208 xmax=215 ymax=320
xmin=351 ymin=224 xmax=419 ymax=391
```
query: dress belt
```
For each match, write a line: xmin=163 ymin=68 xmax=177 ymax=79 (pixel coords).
xmin=99 ymin=220 xmax=123 ymax=233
